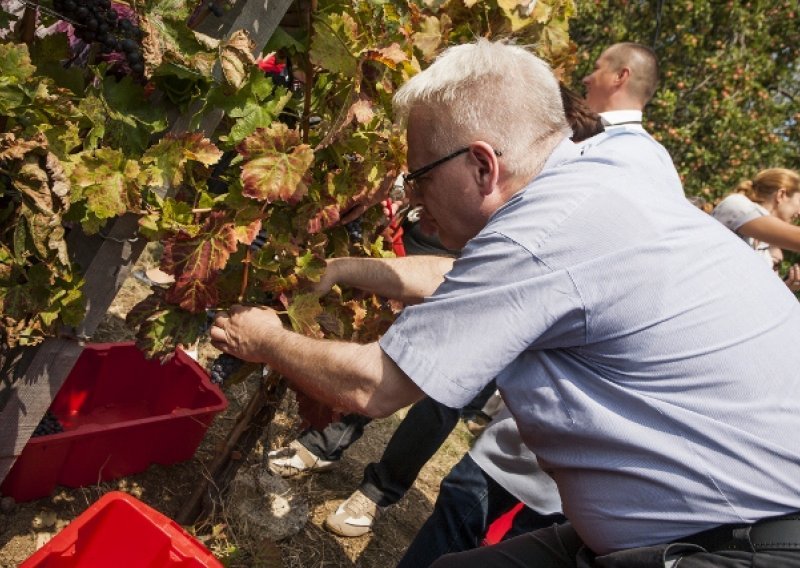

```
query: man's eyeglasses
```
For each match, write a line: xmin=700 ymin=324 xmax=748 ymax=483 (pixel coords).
xmin=399 ymin=146 xmax=503 ymax=197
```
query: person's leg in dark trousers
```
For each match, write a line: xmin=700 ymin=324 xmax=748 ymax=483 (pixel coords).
xmin=430 ymin=522 xmax=583 ymax=568
xmin=359 ymin=381 xmax=498 ymax=507
xmin=359 ymin=396 xmax=460 ymax=507
xmin=397 ymin=453 xmax=566 ymax=568
xmin=432 ymin=522 xmax=800 ymax=568
xmin=296 ymin=413 xmax=373 ymax=461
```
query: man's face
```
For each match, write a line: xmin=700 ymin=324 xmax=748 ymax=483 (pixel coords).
xmin=405 ymin=112 xmax=480 ymax=250
xmin=582 ymin=49 xmax=618 ymax=113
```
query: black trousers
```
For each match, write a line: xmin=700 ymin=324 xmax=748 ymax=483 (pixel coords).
xmin=297 ymin=382 xmax=497 ymax=507
xmin=430 ymin=521 xmax=800 ymax=568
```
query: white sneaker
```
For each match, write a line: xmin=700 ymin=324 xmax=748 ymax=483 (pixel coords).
xmin=267 ymin=440 xmax=337 ymax=477
xmin=324 ymin=490 xmax=382 ymax=537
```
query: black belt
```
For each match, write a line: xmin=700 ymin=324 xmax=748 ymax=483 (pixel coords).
xmin=678 ymin=513 xmax=800 ymax=552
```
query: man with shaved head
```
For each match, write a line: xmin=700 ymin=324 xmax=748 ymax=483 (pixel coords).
xmin=583 ymin=42 xmax=659 ymax=131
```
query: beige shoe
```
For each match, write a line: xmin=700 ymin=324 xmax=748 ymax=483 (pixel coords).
xmin=267 ymin=440 xmax=336 ymax=477
xmin=324 ymin=490 xmax=382 ymax=537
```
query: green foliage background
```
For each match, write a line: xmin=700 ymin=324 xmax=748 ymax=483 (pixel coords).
xmin=569 ymin=0 xmax=800 ymax=203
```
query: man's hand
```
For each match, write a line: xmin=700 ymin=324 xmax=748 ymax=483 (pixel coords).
xmin=209 ymin=304 xmax=283 ymax=362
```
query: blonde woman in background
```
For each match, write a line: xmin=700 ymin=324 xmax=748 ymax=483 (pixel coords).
xmin=712 ymin=168 xmax=800 ymax=292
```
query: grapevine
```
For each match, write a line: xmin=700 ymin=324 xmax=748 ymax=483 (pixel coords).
xmin=0 ymin=0 xmax=578 ymax=360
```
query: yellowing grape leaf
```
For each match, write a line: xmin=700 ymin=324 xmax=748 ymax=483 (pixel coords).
xmin=161 ymin=211 xmax=238 ymax=285
xmin=143 ymin=133 xmax=223 ymax=189
xmin=413 ymin=16 xmax=448 ymax=61
xmin=0 ymin=132 xmax=44 ymax=162
xmin=285 ymin=292 xmax=323 ymax=337
xmin=238 ymin=124 xmax=314 ymax=203
xmin=220 ymin=29 xmax=256 ymax=90
xmin=165 ymin=275 xmax=219 ymax=313
xmin=306 ymin=201 xmax=341 ymax=234
xmin=348 ymin=99 xmax=375 ymax=125
xmin=0 ymin=42 xmax=36 ymax=84
xmin=363 ymin=43 xmax=408 ymax=69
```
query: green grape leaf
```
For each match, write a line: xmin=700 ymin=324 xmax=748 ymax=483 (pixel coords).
xmin=28 ymin=34 xmax=85 ymax=94
xmin=129 ymin=299 xmax=206 ymax=359
xmin=66 ymin=148 xmax=142 ymax=233
xmin=146 ymin=0 xmax=192 ymax=22
xmin=238 ymin=123 xmax=314 ymax=203
xmin=0 ymin=42 xmax=36 ymax=84
xmin=295 ymin=250 xmax=326 ymax=283
xmin=310 ymin=14 xmax=358 ymax=76
xmin=76 ymin=94 xmax=107 ymax=150
xmin=99 ymin=75 xmax=169 ymax=154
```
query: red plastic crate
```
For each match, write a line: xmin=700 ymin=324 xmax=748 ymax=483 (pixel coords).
xmin=1 ymin=343 xmax=228 ymax=502
xmin=21 ymin=491 xmax=222 ymax=567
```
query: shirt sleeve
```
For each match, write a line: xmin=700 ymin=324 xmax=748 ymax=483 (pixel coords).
xmin=379 ymin=230 xmax=585 ymax=408
xmin=711 ymin=193 xmax=767 ymax=232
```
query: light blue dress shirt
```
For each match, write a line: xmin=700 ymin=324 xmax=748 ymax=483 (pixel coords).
xmin=380 ymin=131 xmax=800 ymax=554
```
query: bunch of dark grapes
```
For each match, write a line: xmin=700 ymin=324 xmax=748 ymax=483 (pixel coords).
xmin=52 ymin=0 xmax=146 ymax=76
xmin=208 ymin=353 xmax=245 ymax=385
xmin=249 ymin=228 xmax=269 ymax=252
xmin=345 ymin=218 xmax=363 ymax=243
xmin=32 ymin=411 xmax=64 ymax=438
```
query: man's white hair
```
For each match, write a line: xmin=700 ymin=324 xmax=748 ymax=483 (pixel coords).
xmin=393 ymin=39 xmax=569 ymax=180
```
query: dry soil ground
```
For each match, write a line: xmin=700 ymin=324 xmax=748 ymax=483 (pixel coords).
xmin=0 ymin=247 xmax=473 ymax=567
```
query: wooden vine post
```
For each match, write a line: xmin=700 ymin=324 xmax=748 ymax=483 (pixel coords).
xmin=0 ymin=0 xmax=296 ymax=489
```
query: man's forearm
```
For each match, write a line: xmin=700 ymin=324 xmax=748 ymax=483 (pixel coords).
xmin=257 ymin=326 xmax=424 ymax=418
xmin=325 ymin=256 xmax=454 ymax=304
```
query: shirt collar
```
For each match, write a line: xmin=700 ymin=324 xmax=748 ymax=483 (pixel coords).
xmin=599 ymin=109 xmax=643 ymax=128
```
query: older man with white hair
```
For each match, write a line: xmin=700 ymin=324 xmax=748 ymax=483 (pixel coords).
xmin=211 ymin=39 xmax=800 ymax=567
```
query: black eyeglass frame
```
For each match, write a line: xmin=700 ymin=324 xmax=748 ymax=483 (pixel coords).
xmin=403 ymin=146 xmax=503 ymax=186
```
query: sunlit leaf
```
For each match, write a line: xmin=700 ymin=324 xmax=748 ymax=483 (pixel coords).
xmin=238 ymin=123 xmax=314 ymax=203
xmin=285 ymin=292 xmax=323 ymax=337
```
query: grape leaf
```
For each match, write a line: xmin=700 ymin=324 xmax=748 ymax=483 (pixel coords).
xmin=309 ymin=14 xmax=358 ymax=76
xmin=413 ymin=16 xmax=446 ymax=61
xmin=363 ymin=43 xmax=408 ymax=69
xmin=0 ymin=132 xmax=44 ymax=162
xmin=161 ymin=211 xmax=239 ymax=311
xmin=143 ymin=133 xmax=223 ymax=189
xmin=66 ymin=148 xmax=142 ymax=233
xmin=285 ymin=292 xmax=323 ymax=337
xmin=0 ymin=42 xmax=36 ymax=84
xmin=165 ymin=275 xmax=220 ymax=313
xmin=220 ymin=30 xmax=256 ymax=90
xmin=238 ymin=123 xmax=314 ymax=203
xmin=130 ymin=301 xmax=206 ymax=359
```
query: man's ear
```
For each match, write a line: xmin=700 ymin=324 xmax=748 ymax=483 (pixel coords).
xmin=615 ymin=66 xmax=631 ymax=86
xmin=469 ymin=142 xmax=500 ymax=196
xmin=776 ymin=188 xmax=788 ymax=202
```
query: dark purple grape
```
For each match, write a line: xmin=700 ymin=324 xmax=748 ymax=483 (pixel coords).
xmin=130 ymin=62 xmax=144 ymax=74
xmin=32 ymin=411 xmax=64 ymax=438
xmin=209 ymin=353 xmax=245 ymax=385
xmin=120 ymin=38 xmax=137 ymax=52
xmin=345 ymin=218 xmax=363 ymax=242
